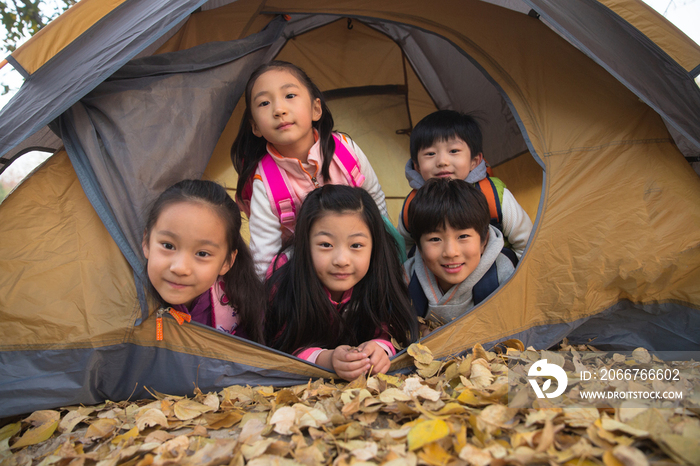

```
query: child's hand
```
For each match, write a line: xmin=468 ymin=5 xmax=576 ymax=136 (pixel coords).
xmin=330 ymin=345 xmax=372 ymax=380
xmin=420 ymin=323 xmax=432 ymax=338
xmin=357 ymin=341 xmax=391 ymax=375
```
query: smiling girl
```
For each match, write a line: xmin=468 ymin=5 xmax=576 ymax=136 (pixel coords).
xmin=231 ymin=61 xmax=388 ymax=277
xmin=264 ymin=185 xmax=417 ymax=381
xmin=142 ymin=180 xmax=264 ymax=342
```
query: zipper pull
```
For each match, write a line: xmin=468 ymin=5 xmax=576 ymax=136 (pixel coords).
xmin=156 ymin=307 xmax=169 ymax=341
xmin=156 ymin=307 xmax=192 ymax=341
xmin=311 ymin=176 xmax=320 ymax=188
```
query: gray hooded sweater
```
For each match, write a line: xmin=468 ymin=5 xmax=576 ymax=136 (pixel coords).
xmin=403 ymin=225 xmax=514 ymax=325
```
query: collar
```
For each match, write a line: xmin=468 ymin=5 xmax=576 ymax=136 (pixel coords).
xmin=324 ymin=287 xmax=353 ymax=308
xmin=266 ymin=129 xmax=320 ymax=162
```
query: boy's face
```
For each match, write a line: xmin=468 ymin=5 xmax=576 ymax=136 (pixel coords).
xmin=419 ymin=222 xmax=487 ymax=293
xmin=414 ymin=137 xmax=482 ymax=181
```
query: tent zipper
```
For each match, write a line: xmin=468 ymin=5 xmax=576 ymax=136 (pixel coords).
xmin=156 ymin=307 xmax=191 ymax=341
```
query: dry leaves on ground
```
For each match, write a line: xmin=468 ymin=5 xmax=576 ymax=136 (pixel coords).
xmin=1 ymin=340 xmax=698 ymax=465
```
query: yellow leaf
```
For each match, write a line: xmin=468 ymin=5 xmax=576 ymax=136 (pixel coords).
xmin=0 ymin=423 xmax=20 ymax=442
xmin=112 ymin=426 xmax=139 ymax=445
xmin=270 ymin=406 xmax=296 ymax=436
xmin=565 ymin=460 xmax=599 ymax=466
xmin=86 ymin=418 xmax=119 ymax=440
xmin=11 ymin=416 xmax=59 ymax=449
xmin=457 ymin=388 xmax=483 ymax=406
xmin=407 ymin=343 xmax=433 ymax=365
xmin=418 ymin=442 xmax=453 ymax=465
xmin=407 ymin=419 xmax=449 ymax=451
xmin=376 ymin=373 xmax=402 ymax=387
xmin=173 ymin=399 xmax=214 ymax=420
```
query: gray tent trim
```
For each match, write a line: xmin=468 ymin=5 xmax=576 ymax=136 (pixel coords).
xmin=0 ymin=335 xmax=329 ymax=417
xmin=0 ymin=0 xmax=209 ymax=159
xmin=525 ymin=0 xmax=700 ymax=151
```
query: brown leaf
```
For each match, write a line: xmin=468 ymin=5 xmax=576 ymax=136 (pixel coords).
xmin=173 ymin=399 xmax=214 ymax=420
xmin=136 ymin=408 xmax=169 ymax=431
xmin=202 ymin=410 xmax=243 ymax=430
xmin=85 ymin=418 xmax=119 ymax=440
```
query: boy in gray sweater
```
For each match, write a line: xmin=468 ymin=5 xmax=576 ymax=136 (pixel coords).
xmin=404 ymin=178 xmax=516 ymax=327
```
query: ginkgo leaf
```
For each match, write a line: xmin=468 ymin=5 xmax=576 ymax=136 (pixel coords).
xmin=407 ymin=419 xmax=449 ymax=451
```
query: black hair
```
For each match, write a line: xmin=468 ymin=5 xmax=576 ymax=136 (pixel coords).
xmin=409 ymin=110 xmax=483 ymax=165
xmin=408 ymin=178 xmax=490 ymax=246
xmin=264 ymin=185 xmax=418 ymax=354
xmin=143 ymin=179 xmax=264 ymax=343
xmin=231 ymin=60 xmax=336 ymax=202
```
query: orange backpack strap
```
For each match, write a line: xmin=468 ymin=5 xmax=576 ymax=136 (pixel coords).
xmin=476 ymin=178 xmax=503 ymax=229
xmin=401 ymin=189 xmax=418 ymax=233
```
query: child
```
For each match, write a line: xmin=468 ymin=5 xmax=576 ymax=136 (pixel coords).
xmin=142 ymin=179 xmax=264 ymax=342
xmin=404 ymin=178 xmax=516 ymax=326
xmin=264 ymin=185 xmax=417 ymax=381
xmin=231 ymin=60 xmax=388 ymax=277
xmin=399 ymin=110 xmax=532 ymax=258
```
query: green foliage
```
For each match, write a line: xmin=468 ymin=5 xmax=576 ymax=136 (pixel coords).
xmin=0 ymin=0 xmax=77 ymax=55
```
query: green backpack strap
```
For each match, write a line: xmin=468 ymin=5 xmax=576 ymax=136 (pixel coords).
xmin=383 ymin=216 xmax=407 ymax=263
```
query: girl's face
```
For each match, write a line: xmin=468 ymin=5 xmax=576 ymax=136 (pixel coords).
xmin=310 ymin=211 xmax=372 ymax=302
xmin=249 ymin=69 xmax=322 ymax=159
xmin=142 ymin=201 xmax=237 ymax=308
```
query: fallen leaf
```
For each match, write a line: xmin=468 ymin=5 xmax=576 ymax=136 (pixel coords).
xmin=111 ymin=426 xmax=139 ymax=445
xmin=136 ymin=408 xmax=169 ymax=431
xmin=11 ymin=411 xmax=60 ymax=449
xmin=0 ymin=423 xmax=20 ymax=442
xmin=407 ymin=343 xmax=434 ymax=365
xmin=270 ymin=406 xmax=296 ymax=436
xmin=173 ymin=399 xmax=214 ymax=420
xmin=612 ymin=445 xmax=649 ymax=466
xmin=459 ymin=443 xmax=493 ymax=466
xmin=407 ymin=419 xmax=449 ymax=451
xmin=85 ymin=418 xmax=119 ymax=440
xmin=58 ymin=411 xmax=87 ymax=434
xmin=202 ymin=411 xmax=242 ymax=429
xmin=379 ymin=388 xmax=411 ymax=403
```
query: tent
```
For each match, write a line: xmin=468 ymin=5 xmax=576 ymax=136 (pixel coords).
xmin=1 ymin=0 xmax=699 ymax=417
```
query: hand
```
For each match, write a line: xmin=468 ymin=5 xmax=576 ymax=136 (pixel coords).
xmin=357 ymin=341 xmax=391 ymax=375
xmin=419 ymin=323 xmax=432 ymax=338
xmin=330 ymin=345 xmax=372 ymax=381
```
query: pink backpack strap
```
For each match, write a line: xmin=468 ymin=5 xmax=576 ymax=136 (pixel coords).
xmin=258 ymin=154 xmax=296 ymax=236
xmin=210 ymin=279 xmax=239 ymax=335
xmin=333 ymin=134 xmax=365 ymax=187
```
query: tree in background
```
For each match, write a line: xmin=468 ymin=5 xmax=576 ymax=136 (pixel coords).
xmin=1 ymin=0 xmax=77 ymax=93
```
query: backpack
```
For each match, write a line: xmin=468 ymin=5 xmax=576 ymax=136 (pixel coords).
xmin=408 ymin=247 xmax=518 ymax=319
xmin=238 ymin=133 xmax=365 ymax=237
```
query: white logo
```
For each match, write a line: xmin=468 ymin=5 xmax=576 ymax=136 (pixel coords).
xmin=528 ymin=359 xmax=568 ymax=398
